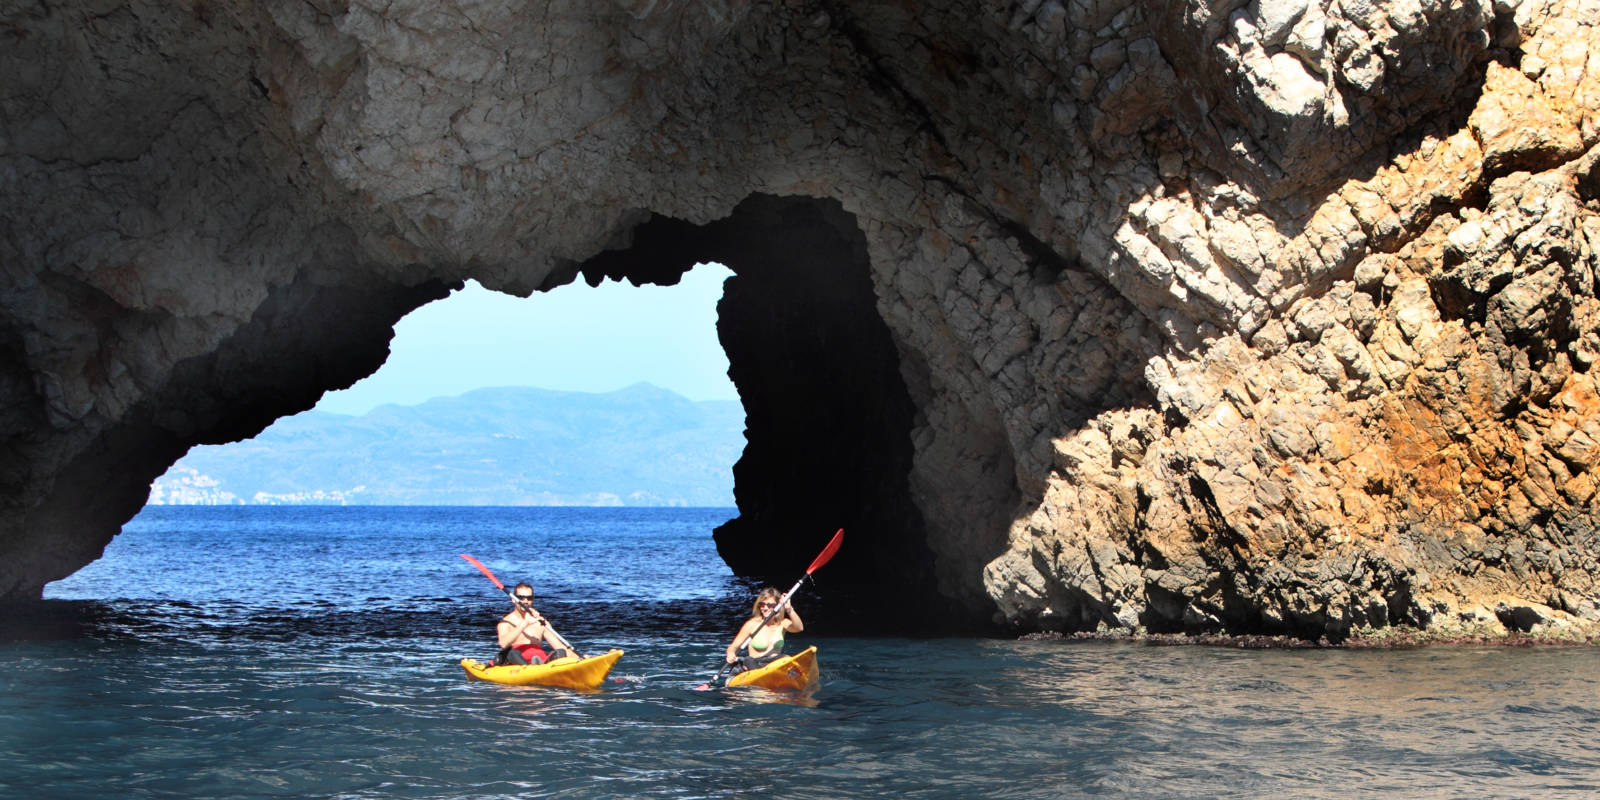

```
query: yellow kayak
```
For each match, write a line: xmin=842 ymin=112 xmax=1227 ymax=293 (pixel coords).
xmin=460 ymin=649 xmax=624 ymax=690
xmin=726 ymin=646 xmax=818 ymax=691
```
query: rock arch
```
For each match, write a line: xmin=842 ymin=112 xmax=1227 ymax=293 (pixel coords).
xmin=3 ymin=0 xmax=1599 ymax=639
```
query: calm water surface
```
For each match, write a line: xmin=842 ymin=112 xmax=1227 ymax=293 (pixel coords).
xmin=2 ymin=506 xmax=1598 ymax=798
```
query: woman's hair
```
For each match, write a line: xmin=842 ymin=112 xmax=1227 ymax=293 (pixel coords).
xmin=750 ymin=587 xmax=783 ymax=618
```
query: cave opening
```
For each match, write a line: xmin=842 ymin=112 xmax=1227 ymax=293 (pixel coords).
xmin=17 ymin=195 xmax=940 ymax=634
xmin=148 ymin=267 xmax=742 ymax=507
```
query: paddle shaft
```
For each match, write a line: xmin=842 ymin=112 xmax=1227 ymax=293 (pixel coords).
xmin=459 ymin=553 xmax=580 ymax=658
xmin=698 ymin=528 xmax=843 ymax=689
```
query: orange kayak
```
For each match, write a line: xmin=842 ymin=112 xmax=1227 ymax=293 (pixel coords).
xmin=726 ymin=646 xmax=818 ymax=691
xmin=460 ymin=649 xmax=623 ymax=690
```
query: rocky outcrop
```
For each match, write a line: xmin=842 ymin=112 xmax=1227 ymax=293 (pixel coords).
xmin=2 ymin=0 xmax=1597 ymax=639
xmin=983 ymin=0 xmax=1600 ymax=639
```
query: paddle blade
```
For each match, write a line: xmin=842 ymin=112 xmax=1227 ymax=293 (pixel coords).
xmin=692 ymin=683 xmax=712 ymax=691
xmin=805 ymin=528 xmax=844 ymax=575
xmin=459 ymin=553 xmax=507 ymax=591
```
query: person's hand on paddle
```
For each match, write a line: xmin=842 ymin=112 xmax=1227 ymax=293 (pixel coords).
xmin=511 ymin=612 xmax=545 ymax=639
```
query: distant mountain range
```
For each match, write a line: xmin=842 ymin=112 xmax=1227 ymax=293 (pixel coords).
xmin=150 ymin=383 xmax=745 ymax=506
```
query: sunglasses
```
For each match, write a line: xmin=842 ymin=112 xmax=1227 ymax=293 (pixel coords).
xmin=759 ymin=602 xmax=777 ymax=609
xmin=514 ymin=595 xmax=534 ymax=601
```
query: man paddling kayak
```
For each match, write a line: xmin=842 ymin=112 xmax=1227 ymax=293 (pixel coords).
xmin=722 ymin=587 xmax=803 ymax=673
xmin=495 ymin=582 xmax=578 ymax=666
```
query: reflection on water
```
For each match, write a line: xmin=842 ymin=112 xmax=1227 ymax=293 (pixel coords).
xmin=980 ymin=640 xmax=1600 ymax=798
xmin=2 ymin=507 xmax=1598 ymax=798
xmin=723 ymin=683 xmax=822 ymax=709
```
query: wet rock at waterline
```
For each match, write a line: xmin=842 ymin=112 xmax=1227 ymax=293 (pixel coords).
xmin=2 ymin=0 xmax=1598 ymax=639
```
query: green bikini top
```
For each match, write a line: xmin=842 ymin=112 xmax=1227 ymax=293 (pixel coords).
xmin=748 ymin=623 xmax=785 ymax=656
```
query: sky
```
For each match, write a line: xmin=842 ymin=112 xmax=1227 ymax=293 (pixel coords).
xmin=313 ymin=263 xmax=738 ymax=416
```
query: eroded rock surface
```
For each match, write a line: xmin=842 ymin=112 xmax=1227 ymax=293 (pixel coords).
xmin=2 ymin=0 xmax=1597 ymax=638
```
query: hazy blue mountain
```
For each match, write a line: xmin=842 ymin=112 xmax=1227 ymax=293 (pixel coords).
xmin=150 ymin=383 xmax=745 ymax=506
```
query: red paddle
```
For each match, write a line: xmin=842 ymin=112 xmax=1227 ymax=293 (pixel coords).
xmin=694 ymin=528 xmax=843 ymax=690
xmin=460 ymin=553 xmax=581 ymax=659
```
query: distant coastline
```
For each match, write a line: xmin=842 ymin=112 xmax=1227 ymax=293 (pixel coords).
xmin=148 ymin=465 xmax=364 ymax=506
xmin=149 ymin=383 xmax=744 ymax=507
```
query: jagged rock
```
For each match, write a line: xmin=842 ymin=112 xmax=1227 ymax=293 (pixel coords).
xmin=1 ymin=0 xmax=1597 ymax=639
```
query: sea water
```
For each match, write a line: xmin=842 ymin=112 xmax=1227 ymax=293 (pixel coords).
xmin=3 ymin=506 xmax=1598 ymax=799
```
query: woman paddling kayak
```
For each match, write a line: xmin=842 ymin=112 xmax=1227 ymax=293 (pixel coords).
xmin=722 ymin=587 xmax=803 ymax=673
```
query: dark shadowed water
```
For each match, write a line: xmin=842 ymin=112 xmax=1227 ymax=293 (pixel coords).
xmin=4 ymin=506 xmax=1599 ymax=798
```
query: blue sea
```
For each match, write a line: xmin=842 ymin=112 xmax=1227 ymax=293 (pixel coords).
xmin=3 ymin=506 xmax=1599 ymax=798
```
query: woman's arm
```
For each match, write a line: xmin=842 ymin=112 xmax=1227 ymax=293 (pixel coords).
xmin=783 ymin=603 xmax=804 ymax=633
xmin=725 ymin=618 xmax=759 ymax=662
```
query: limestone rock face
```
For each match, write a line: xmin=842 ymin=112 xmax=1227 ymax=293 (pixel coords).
xmin=2 ymin=0 xmax=1597 ymax=638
